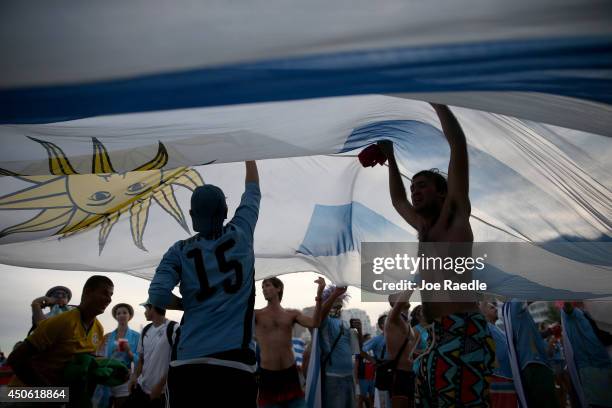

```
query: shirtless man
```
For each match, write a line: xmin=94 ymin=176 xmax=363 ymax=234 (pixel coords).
xmin=378 ymin=104 xmax=494 ymax=407
xmin=385 ymin=292 xmax=415 ymax=408
xmin=255 ymin=276 xmax=325 ymax=408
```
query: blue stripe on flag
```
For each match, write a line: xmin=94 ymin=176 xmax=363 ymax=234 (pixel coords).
xmin=2 ymin=36 xmax=611 ymax=124
xmin=297 ymin=201 xmax=413 ymax=257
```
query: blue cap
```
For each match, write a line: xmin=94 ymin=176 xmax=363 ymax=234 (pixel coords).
xmin=190 ymin=184 xmax=227 ymax=233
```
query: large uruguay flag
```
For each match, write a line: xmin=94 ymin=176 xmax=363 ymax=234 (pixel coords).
xmin=0 ymin=0 xmax=611 ymax=301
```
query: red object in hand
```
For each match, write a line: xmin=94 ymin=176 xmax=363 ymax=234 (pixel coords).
xmin=554 ymin=300 xmax=578 ymax=310
xmin=358 ymin=145 xmax=387 ymax=167
xmin=551 ymin=324 xmax=562 ymax=339
xmin=118 ymin=338 xmax=128 ymax=352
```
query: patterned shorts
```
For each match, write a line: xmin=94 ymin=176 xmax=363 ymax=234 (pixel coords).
xmin=415 ymin=312 xmax=495 ymax=407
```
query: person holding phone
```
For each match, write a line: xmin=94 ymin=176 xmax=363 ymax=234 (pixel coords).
xmin=30 ymin=285 xmax=74 ymax=329
xmin=318 ymin=285 xmax=360 ymax=408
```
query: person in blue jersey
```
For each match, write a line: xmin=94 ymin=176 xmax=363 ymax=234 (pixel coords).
xmin=318 ymin=285 xmax=360 ymax=408
xmin=479 ymin=301 xmax=517 ymax=408
xmin=506 ymin=300 xmax=559 ymax=408
xmin=148 ymin=161 xmax=260 ymax=408
xmin=255 ymin=276 xmax=325 ymax=408
xmin=363 ymin=315 xmax=389 ymax=363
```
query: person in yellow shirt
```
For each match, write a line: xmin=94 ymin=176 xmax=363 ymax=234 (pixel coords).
xmin=8 ymin=275 xmax=114 ymax=386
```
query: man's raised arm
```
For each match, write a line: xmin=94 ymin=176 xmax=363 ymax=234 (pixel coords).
xmin=377 ymin=141 xmax=420 ymax=230
xmin=230 ymin=160 xmax=260 ymax=237
xmin=386 ymin=290 xmax=412 ymax=328
xmin=295 ymin=277 xmax=326 ymax=328
xmin=319 ymin=286 xmax=348 ymax=321
xmin=430 ymin=103 xmax=470 ymax=210
xmin=149 ymin=243 xmax=181 ymax=310
xmin=245 ymin=160 xmax=259 ymax=185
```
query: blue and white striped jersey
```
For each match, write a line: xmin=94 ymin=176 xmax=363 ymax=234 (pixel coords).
xmin=292 ymin=337 xmax=305 ymax=367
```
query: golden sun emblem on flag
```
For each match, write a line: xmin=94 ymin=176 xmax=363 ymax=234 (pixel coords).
xmin=0 ymin=137 xmax=204 ymax=254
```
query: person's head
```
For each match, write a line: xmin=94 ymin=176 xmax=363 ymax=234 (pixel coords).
xmin=46 ymin=286 xmax=72 ymax=307
xmin=322 ymin=285 xmax=349 ymax=317
xmin=410 ymin=170 xmax=447 ymax=214
xmin=80 ymin=276 xmax=114 ymax=316
xmin=142 ymin=302 xmax=166 ymax=322
xmin=479 ymin=301 xmax=498 ymax=323
xmin=112 ymin=303 xmax=134 ymax=325
xmin=262 ymin=277 xmax=284 ymax=302
xmin=377 ymin=314 xmax=387 ymax=331
xmin=388 ymin=293 xmax=410 ymax=314
xmin=190 ymin=184 xmax=228 ymax=236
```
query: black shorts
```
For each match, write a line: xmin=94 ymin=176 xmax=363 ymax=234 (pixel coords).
xmin=391 ymin=369 xmax=415 ymax=399
xmin=168 ymin=363 xmax=257 ymax=407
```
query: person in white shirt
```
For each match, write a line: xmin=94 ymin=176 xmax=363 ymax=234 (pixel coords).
xmin=126 ymin=300 xmax=178 ymax=408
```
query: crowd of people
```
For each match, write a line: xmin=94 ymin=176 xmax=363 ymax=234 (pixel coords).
xmin=2 ymin=104 xmax=612 ymax=407
xmin=2 ymin=278 xmax=612 ymax=408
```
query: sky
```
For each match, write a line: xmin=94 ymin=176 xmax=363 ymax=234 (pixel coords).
xmin=0 ymin=264 xmax=392 ymax=354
